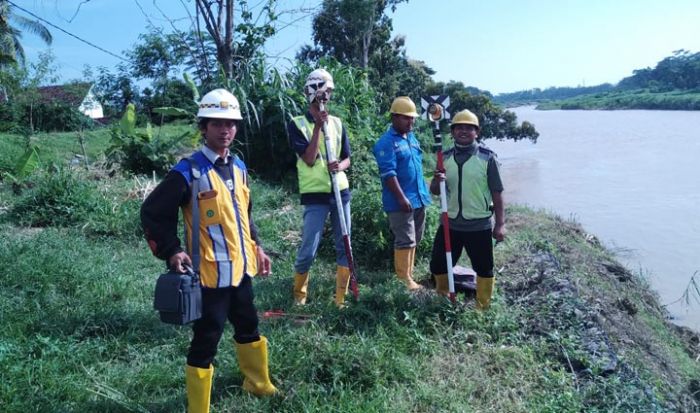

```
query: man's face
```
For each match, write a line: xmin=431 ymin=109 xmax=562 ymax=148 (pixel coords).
xmin=392 ymin=114 xmax=416 ymax=135
xmin=202 ymin=118 xmax=238 ymax=154
xmin=452 ymin=124 xmax=479 ymax=146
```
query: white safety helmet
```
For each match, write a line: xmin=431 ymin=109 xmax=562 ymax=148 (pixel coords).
xmin=197 ymin=88 xmax=243 ymax=120
xmin=303 ymin=68 xmax=334 ymax=103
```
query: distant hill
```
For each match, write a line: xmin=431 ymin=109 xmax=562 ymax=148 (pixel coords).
xmin=496 ymin=49 xmax=700 ymax=110
xmin=494 ymin=84 xmax=615 ymax=107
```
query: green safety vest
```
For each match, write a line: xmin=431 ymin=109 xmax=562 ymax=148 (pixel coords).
xmin=293 ymin=115 xmax=349 ymax=194
xmin=445 ymin=149 xmax=493 ymax=220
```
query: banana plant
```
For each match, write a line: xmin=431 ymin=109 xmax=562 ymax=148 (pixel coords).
xmin=106 ymin=103 xmax=196 ymax=176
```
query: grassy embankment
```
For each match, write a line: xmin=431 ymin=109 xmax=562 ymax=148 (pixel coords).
xmin=536 ymin=89 xmax=700 ymax=111
xmin=1 ymin=128 xmax=699 ymax=412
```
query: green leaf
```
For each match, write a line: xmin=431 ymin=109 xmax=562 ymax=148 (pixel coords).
xmin=120 ymin=103 xmax=136 ymax=135
xmin=184 ymin=73 xmax=200 ymax=104
xmin=152 ymin=107 xmax=191 ymax=117
xmin=145 ymin=123 xmax=153 ymax=142
xmin=15 ymin=145 xmax=40 ymax=178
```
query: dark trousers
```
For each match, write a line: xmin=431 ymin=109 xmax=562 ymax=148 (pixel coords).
xmin=429 ymin=227 xmax=494 ymax=277
xmin=187 ymin=275 xmax=260 ymax=368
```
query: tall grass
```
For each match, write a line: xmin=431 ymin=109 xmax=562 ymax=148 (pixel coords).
xmin=2 ymin=172 xmax=698 ymax=411
xmin=1 ymin=83 xmax=698 ymax=412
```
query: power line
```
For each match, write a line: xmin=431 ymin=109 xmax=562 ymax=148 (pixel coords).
xmin=7 ymin=0 xmax=128 ymax=62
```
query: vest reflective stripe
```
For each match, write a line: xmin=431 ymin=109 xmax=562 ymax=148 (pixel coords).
xmin=182 ymin=161 xmax=257 ymax=288
xmin=293 ymin=115 xmax=349 ymax=193
xmin=445 ymin=151 xmax=493 ymax=220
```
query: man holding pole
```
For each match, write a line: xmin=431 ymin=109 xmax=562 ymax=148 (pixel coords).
xmin=373 ymin=96 xmax=432 ymax=290
xmin=429 ymin=109 xmax=505 ymax=309
xmin=288 ymin=68 xmax=355 ymax=308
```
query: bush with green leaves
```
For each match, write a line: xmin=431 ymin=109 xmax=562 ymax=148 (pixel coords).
xmin=0 ymin=82 xmax=95 ymax=133
xmin=106 ymin=103 xmax=197 ymax=176
xmin=6 ymin=164 xmax=143 ymax=239
xmin=8 ymin=165 xmax=107 ymax=228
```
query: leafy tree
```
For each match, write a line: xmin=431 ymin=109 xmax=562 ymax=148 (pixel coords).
xmin=618 ymin=49 xmax=700 ymax=91
xmin=140 ymin=78 xmax=198 ymax=125
xmin=426 ymin=80 xmax=538 ymax=143
xmin=88 ymin=63 xmax=139 ymax=119
xmin=0 ymin=50 xmax=64 ymax=133
xmin=194 ymin=0 xmax=278 ymax=80
xmin=299 ymin=0 xmax=431 ymax=110
xmin=369 ymin=35 xmax=435 ymax=107
xmin=298 ymin=0 xmax=406 ymax=69
xmin=126 ymin=28 xmax=187 ymax=84
xmin=0 ymin=0 xmax=52 ymax=67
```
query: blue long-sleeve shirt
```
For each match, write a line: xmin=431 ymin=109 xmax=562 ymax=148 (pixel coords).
xmin=372 ymin=126 xmax=432 ymax=212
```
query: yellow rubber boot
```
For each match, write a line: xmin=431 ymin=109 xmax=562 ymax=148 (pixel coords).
xmin=394 ymin=248 xmax=421 ymax=290
xmin=476 ymin=276 xmax=495 ymax=310
xmin=185 ymin=364 xmax=213 ymax=413
xmin=335 ymin=265 xmax=351 ymax=308
xmin=433 ymin=273 xmax=449 ymax=296
xmin=235 ymin=336 xmax=278 ymax=397
xmin=293 ymin=272 xmax=309 ymax=305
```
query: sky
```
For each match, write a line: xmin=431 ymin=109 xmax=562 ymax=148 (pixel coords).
xmin=14 ymin=0 xmax=700 ymax=95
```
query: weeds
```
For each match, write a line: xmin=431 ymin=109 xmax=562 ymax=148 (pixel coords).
xmin=1 ymin=138 xmax=698 ymax=412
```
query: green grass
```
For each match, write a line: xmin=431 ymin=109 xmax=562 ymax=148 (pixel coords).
xmin=0 ymin=123 xmax=193 ymax=175
xmin=1 ymin=134 xmax=698 ymax=412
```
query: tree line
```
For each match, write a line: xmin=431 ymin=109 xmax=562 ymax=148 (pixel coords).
xmin=1 ymin=0 xmax=538 ymax=180
xmin=495 ymin=49 xmax=700 ymax=107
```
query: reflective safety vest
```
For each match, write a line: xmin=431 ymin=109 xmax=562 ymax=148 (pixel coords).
xmin=445 ymin=148 xmax=493 ymax=220
xmin=293 ymin=115 xmax=349 ymax=193
xmin=174 ymin=152 xmax=258 ymax=288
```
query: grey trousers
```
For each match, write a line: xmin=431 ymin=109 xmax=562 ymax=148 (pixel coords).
xmin=387 ymin=207 xmax=426 ymax=249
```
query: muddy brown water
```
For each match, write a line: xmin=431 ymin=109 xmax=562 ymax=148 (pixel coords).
xmin=484 ymin=106 xmax=700 ymax=332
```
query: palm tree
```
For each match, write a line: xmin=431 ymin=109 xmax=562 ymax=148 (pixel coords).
xmin=1 ymin=0 xmax=52 ymax=66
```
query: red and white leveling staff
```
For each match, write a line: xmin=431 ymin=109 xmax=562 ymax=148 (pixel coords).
xmin=428 ymin=103 xmax=456 ymax=303
xmin=317 ymin=92 xmax=360 ymax=300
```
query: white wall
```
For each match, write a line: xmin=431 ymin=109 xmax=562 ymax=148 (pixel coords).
xmin=79 ymin=90 xmax=104 ymax=119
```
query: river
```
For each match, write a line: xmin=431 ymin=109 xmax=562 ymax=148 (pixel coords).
xmin=485 ymin=106 xmax=700 ymax=331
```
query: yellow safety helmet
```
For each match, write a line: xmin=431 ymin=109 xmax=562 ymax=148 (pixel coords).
xmin=197 ymin=88 xmax=243 ymax=120
xmin=390 ymin=96 xmax=419 ymax=117
xmin=451 ymin=109 xmax=480 ymax=129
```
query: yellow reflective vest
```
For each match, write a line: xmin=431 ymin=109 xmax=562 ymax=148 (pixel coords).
xmin=292 ymin=115 xmax=349 ymax=193
xmin=177 ymin=153 xmax=258 ymax=288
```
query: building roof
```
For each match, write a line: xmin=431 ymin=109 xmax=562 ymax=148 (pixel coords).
xmin=37 ymin=83 xmax=92 ymax=106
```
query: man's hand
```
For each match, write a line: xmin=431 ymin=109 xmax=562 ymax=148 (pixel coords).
xmin=327 ymin=160 xmax=340 ymax=172
xmin=492 ymin=223 xmax=506 ymax=242
xmin=430 ymin=170 xmax=445 ymax=194
xmin=256 ymin=246 xmax=272 ymax=277
xmin=399 ymin=196 xmax=413 ymax=213
xmin=168 ymin=251 xmax=193 ymax=273
xmin=309 ymin=103 xmax=328 ymax=129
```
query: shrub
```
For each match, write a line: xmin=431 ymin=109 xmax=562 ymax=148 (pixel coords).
xmin=106 ymin=104 xmax=197 ymax=176
xmin=6 ymin=164 xmax=143 ymax=239
xmin=347 ymin=183 xmax=392 ymax=266
xmin=0 ymin=101 xmax=95 ymax=133
xmin=8 ymin=165 xmax=108 ymax=228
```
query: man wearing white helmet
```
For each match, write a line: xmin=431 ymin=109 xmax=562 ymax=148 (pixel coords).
xmin=429 ymin=109 xmax=505 ymax=310
xmin=141 ymin=88 xmax=277 ymax=411
xmin=288 ymin=68 xmax=353 ymax=307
